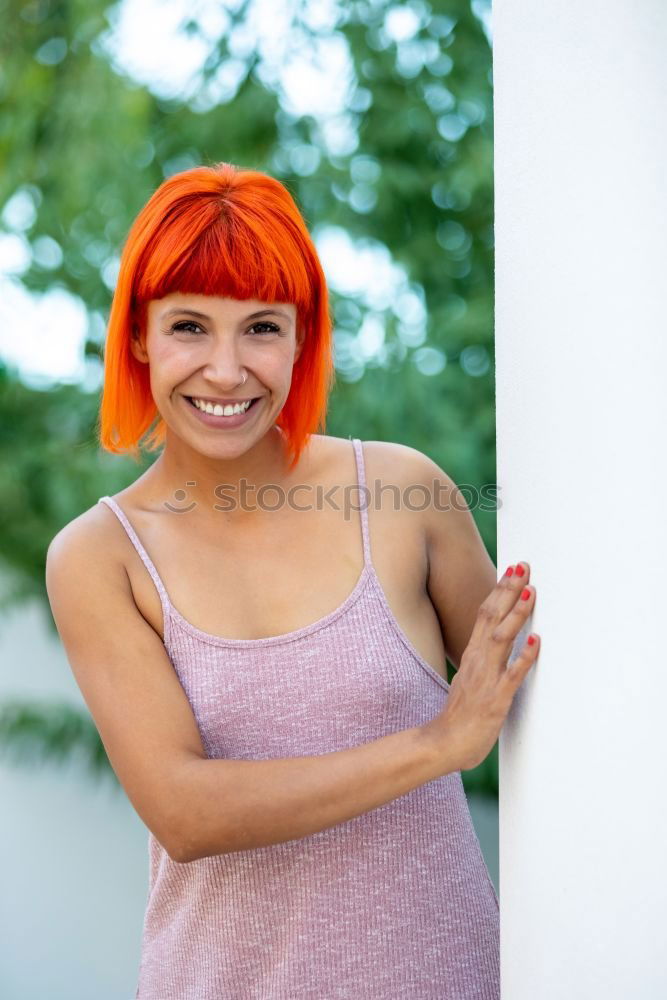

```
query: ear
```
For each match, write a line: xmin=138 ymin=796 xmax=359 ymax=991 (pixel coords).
xmin=129 ymin=321 xmax=149 ymax=364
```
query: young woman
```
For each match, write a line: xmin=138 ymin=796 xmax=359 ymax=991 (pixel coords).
xmin=45 ymin=161 xmax=539 ymax=999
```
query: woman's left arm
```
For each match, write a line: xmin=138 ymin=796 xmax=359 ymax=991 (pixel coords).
xmin=417 ymin=454 xmax=498 ymax=672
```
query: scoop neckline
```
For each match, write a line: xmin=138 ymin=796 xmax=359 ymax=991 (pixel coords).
xmin=166 ymin=562 xmax=374 ymax=647
xmin=166 ymin=563 xmax=451 ymax=692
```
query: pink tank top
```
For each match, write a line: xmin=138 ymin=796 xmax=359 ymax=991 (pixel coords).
xmin=98 ymin=437 xmax=499 ymax=1000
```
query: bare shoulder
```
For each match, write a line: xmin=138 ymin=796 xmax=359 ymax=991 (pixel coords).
xmin=360 ymin=439 xmax=465 ymax=512
xmin=45 ymin=499 xmax=128 ymax=588
xmin=315 ymin=434 xmax=450 ymax=541
xmin=44 ymin=504 xmax=132 ymax=660
xmin=358 ymin=439 xmax=435 ymax=484
xmin=316 ymin=434 xmax=433 ymax=487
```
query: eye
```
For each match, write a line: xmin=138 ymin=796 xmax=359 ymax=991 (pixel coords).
xmin=249 ymin=321 xmax=280 ymax=335
xmin=171 ymin=321 xmax=203 ymax=335
xmin=168 ymin=320 xmax=281 ymax=336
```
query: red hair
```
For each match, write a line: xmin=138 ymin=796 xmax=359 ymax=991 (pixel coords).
xmin=97 ymin=161 xmax=335 ymax=472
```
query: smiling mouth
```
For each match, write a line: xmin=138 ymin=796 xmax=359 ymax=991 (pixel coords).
xmin=184 ymin=395 xmax=261 ymax=413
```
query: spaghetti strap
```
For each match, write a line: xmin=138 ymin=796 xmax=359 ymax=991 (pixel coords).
xmin=98 ymin=496 xmax=172 ymax=643
xmin=351 ymin=438 xmax=372 ymax=568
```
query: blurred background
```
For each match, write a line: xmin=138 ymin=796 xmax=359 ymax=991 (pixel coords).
xmin=0 ymin=0 xmax=496 ymax=996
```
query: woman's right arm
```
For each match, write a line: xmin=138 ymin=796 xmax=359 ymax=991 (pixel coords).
xmin=44 ymin=514 xmax=454 ymax=864
xmin=46 ymin=515 xmax=538 ymax=864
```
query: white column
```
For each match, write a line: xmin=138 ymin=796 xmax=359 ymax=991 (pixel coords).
xmin=493 ymin=2 xmax=667 ymax=996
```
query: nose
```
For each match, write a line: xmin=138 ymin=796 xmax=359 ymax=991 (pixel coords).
xmin=200 ymin=336 xmax=247 ymax=389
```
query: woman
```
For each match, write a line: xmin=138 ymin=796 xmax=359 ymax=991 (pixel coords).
xmin=45 ymin=161 xmax=539 ymax=999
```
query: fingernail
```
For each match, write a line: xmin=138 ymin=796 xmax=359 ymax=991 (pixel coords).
xmin=505 ymin=566 xmax=514 ymax=576
xmin=515 ymin=564 xmax=525 ymax=577
xmin=521 ymin=587 xmax=531 ymax=600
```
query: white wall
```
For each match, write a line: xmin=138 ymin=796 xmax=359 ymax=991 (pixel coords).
xmin=0 ymin=572 xmax=498 ymax=999
xmin=493 ymin=1 xmax=667 ymax=996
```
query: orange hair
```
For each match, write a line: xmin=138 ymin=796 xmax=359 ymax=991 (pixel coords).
xmin=97 ymin=161 xmax=335 ymax=472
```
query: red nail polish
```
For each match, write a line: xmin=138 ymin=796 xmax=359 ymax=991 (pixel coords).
xmin=515 ymin=564 xmax=525 ymax=577
xmin=521 ymin=587 xmax=530 ymax=600
xmin=527 ymin=635 xmax=536 ymax=645
xmin=505 ymin=566 xmax=514 ymax=576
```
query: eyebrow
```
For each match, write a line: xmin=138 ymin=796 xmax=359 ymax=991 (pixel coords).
xmin=159 ymin=307 xmax=292 ymax=322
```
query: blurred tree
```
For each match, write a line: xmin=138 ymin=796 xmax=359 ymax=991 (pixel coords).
xmin=0 ymin=0 xmax=497 ymax=796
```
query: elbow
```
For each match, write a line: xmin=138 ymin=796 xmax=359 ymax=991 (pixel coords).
xmin=164 ymin=811 xmax=203 ymax=864
xmin=154 ymin=808 xmax=200 ymax=865
xmin=162 ymin=819 xmax=200 ymax=863
xmin=169 ymin=820 xmax=239 ymax=863
xmin=171 ymin=820 xmax=233 ymax=863
xmin=168 ymin=841 xmax=195 ymax=864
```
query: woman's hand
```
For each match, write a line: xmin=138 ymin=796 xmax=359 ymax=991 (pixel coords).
xmin=423 ymin=561 xmax=539 ymax=772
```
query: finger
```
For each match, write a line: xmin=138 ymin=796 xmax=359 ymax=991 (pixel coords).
xmin=470 ymin=561 xmax=532 ymax=643
xmin=494 ymin=561 xmax=532 ymax=619
xmin=503 ymin=632 xmax=540 ymax=687
xmin=489 ymin=583 xmax=536 ymax=647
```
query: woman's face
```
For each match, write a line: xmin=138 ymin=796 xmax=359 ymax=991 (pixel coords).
xmin=130 ymin=292 xmax=302 ymax=454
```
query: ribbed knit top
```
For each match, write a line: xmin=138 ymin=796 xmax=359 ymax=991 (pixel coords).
xmin=98 ymin=437 xmax=499 ymax=1000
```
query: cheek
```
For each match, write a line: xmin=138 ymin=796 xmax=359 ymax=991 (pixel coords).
xmin=146 ymin=341 xmax=296 ymax=391
xmin=147 ymin=344 xmax=193 ymax=383
xmin=276 ymin=339 xmax=302 ymax=368
xmin=268 ymin=352 xmax=295 ymax=377
xmin=248 ymin=345 xmax=296 ymax=382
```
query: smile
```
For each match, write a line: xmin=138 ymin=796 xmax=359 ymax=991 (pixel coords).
xmin=183 ymin=394 xmax=262 ymax=428
xmin=190 ymin=396 xmax=256 ymax=416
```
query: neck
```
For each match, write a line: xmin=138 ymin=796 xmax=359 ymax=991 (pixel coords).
xmin=139 ymin=425 xmax=310 ymax=527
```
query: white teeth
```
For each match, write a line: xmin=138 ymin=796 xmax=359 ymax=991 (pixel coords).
xmin=191 ymin=397 xmax=253 ymax=416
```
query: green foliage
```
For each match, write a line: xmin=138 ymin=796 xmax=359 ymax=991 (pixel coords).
xmin=0 ymin=358 xmax=146 ymax=621
xmin=0 ymin=697 xmax=119 ymax=786
xmin=0 ymin=0 xmax=497 ymax=797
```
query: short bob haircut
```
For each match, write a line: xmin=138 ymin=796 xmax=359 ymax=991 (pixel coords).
xmin=98 ymin=161 xmax=335 ymax=472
